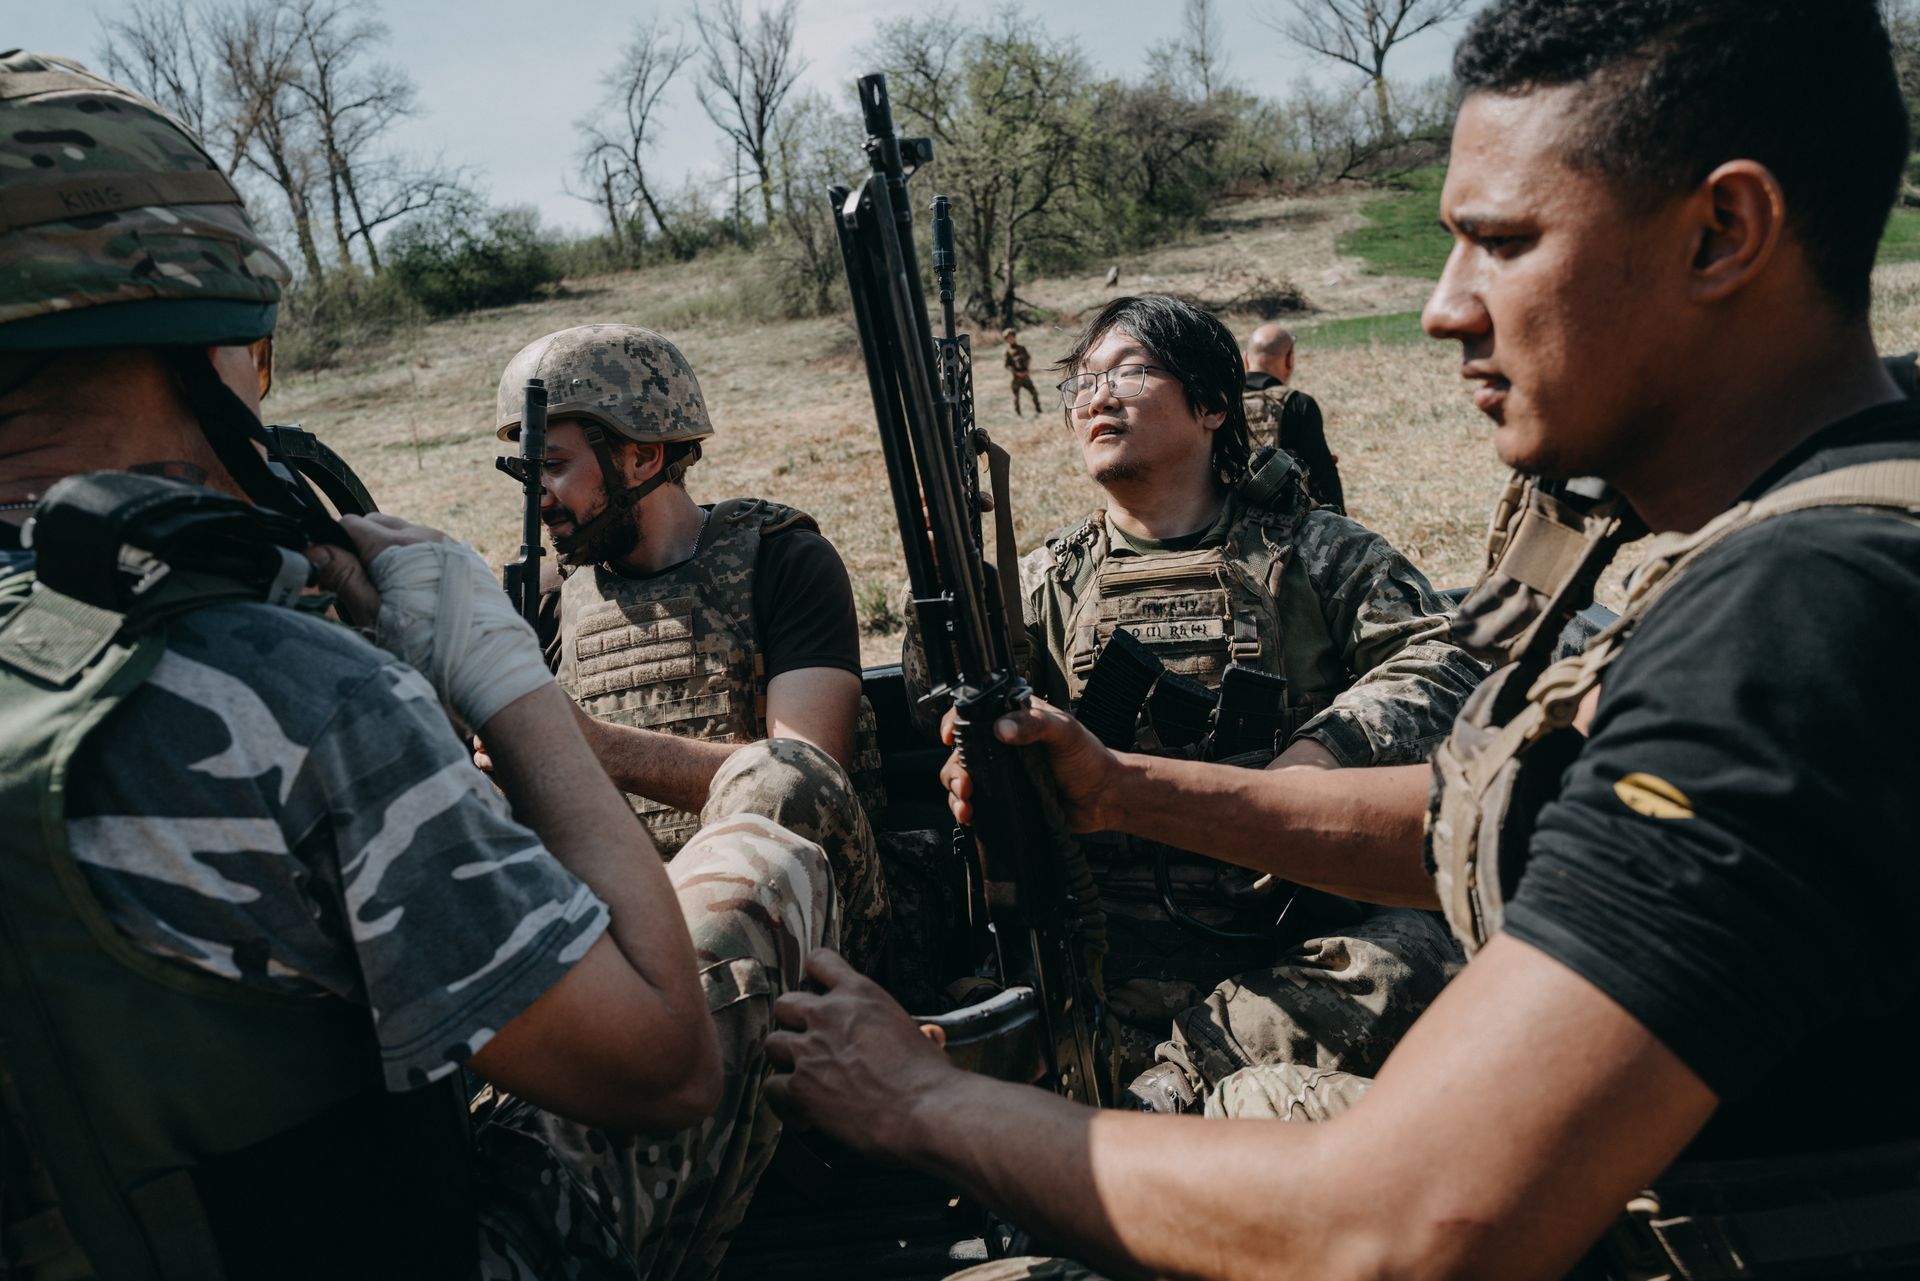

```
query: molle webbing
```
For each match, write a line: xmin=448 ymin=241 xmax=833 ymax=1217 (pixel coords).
xmin=1449 ymin=472 xmax=1642 ymax=674
xmin=559 ymin=499 xmax=779 ymax=854
xmin=1429 ymin=459 xmax=1920 ymax=956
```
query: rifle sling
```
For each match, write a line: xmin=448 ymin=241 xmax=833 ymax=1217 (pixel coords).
xmin=984 ymin=436 xmax=1026 ymax=670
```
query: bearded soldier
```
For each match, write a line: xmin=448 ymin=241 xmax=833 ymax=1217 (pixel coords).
xmin=911 ymin=294 xmax=1484 ymax=1102
xmin=0 ymin=54 xmax=858 ymax=1281
xmin=769 ymin=3 xmax=1920 ymax=1279
xmin=492 ymin=325 xmax=887 ymax=969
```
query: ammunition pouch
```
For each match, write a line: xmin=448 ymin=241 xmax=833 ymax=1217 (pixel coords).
xmin=1074 ymin=625 xmax=1292 ymax=761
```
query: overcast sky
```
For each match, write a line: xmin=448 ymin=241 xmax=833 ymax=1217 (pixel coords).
xmin=14 ymin=0 xmax=1477 ymax=237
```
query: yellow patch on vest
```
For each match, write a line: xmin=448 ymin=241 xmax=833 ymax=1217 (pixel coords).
xmin=1613 ymin=772 xmax=1695 ymax=820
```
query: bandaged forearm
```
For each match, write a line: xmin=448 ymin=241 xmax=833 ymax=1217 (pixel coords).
xmin=367 ymin=540 xmax=552 ymax=730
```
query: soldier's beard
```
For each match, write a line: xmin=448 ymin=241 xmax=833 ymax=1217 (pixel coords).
xmin=549 ymin=498 xmax=642 ymax=567
xmin=1093 ymin=459 xmax=1144 ymax=487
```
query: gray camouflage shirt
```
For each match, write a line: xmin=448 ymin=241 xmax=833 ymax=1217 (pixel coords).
xmin=65 ymin=599 xmax=609 ymax=1091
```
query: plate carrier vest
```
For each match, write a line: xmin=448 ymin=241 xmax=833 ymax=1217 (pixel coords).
xmin=556 ymin=498 xmax=885 ymax=856
xmin=0 ymin=513 xmax=472 ymax=1279
xmin=1428 ymin=459 xmax=1920 ymax=1281
xmin=1053 ymin=448 xmax=1335 ymax=752
xmin=1035 ymin=451 xmax=1333 ymax=946
xmin=1240 ymin=384 xmax=1296 ymax=456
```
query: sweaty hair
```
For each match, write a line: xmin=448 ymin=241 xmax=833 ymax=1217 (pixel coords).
xmin=1059 ymin=295 xmax=1252 ymax=486
xmin=1454 ymin=0 xmax=1908 ymax=317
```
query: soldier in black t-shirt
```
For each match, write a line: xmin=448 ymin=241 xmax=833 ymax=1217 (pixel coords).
xmin=487 ymin=324 xmax=888 ymax=969
xmin=759 ymin=5 xmax=1920 ymax=1280
xmin=1243 ymin=323 xmax=1346 ymax=512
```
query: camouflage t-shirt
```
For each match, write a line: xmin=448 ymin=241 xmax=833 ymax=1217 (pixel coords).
xmin=66 ymin=599 xmax=609 ymax=1091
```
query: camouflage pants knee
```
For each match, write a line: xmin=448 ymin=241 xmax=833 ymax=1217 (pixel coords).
xmin=1204 ymin=1061 xmax=1374 ymax=1121
xmin=1149 ymin=906 xmax=1461 ymax=1102
xmin=702 ymin=737 xmax=888 ymax=974
xmin=473 ymin=812 xmax=837 ymax=1281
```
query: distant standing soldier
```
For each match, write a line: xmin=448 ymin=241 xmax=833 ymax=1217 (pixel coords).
xmin=491 ymin=325 xmax=889 ymax=971
xmin=1243 ymin=322 xmax=1345 ymax=512
xmin=1003 ymin=327 xmax=1043 ymax=415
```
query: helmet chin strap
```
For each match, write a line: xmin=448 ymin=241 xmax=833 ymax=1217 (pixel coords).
xmin=557 ymin=428 xmax=700 ymax=568
xmin=167 ymin=349 xmax=354 ymax=550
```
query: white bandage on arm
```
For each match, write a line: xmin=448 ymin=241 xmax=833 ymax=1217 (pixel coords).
xmin=367 ymin=540 xmax=554 ymax=731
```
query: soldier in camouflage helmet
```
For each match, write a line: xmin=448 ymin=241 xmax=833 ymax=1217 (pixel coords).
xmin=491 ymin=324 xmax=889 ymax=973
xmin=908 ymin=294 xmax=1483 ymax=1109
xmin=0 ymin=53 xmax=843 ymax=1280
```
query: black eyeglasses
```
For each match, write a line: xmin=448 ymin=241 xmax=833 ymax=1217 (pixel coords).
xmin=1055 ymin=363 xmax=1166 ymax=411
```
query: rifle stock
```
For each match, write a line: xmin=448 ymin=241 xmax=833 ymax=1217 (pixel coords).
xmin=831 ymin=73 xmax=1113 ymax=1108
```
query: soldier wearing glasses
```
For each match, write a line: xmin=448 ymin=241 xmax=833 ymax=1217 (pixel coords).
xmin=1017 ymin=295 xmax=1486 ymax=1109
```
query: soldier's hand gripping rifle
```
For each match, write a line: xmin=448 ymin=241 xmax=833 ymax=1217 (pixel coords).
xmin=494 ymin=378 xmax=548 ymax=626
xmin=831 ymin=74 xmax=1113 ymax=1108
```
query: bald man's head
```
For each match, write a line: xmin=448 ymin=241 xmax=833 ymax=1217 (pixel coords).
xmin=1245 ymin=324 xmax=1297 ymax=382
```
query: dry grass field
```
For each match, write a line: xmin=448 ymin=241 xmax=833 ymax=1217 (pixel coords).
xmin=272 ymin=187 xmax=1920 ymax=667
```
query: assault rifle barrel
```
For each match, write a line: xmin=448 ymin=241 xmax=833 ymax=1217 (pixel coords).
xmin=498 ymin=377 xmax=547 ymax=628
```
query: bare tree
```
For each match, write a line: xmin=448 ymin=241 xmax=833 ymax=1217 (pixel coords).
xmin=693 ymin=0 xmax=807 ymax=229
xmin=99 ymin=0 xmax=238 ymax=168
xmin=576 ymin=18 xmax=694 ymax=255
xmin=769 ymin=90 xmax=858 ymax=314
xmin=868 ymin=13 xmax=1087 ymax=326
xmin=209 ymin=1 xmax=328 ymax=279
xmin=1152 ymin=0 xmax=1231 ymax=100
xmin=1259 ymin=0 xmax=1470 ymax=140
xmin=281 ymin=0 xmax=461 ymax=273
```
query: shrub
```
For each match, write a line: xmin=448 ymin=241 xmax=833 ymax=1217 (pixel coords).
xmin=384 ymin=200 xmax=560 ymax=315
xmin=276 ymin=269 xmax=423 ymax=371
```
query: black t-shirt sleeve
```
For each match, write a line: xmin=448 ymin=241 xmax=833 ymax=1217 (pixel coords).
xmin=753 ymin=528 xmax=863 ymax=679
xmin=1502 ymin=510 xmax=1920 ymax=1103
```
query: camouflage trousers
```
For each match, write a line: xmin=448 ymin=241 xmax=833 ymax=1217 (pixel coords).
xmin=472 ymin=740 xmax=854 ymax=1281
xmin=1140 ymin=904 xmax=1462 ymax=1106
xmin=637 ymin=741 xmax=887 ymax=974
xmin=1010 ymin=373 xmax=1042 ymax=413
xmin=701 ymin=736 xmax=887 ymax=975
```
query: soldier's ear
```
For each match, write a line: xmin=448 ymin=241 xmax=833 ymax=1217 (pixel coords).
xmin=619 ymin=440 xmax=666 ymax=486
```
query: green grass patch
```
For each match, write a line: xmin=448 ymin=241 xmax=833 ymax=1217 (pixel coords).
xmin=1343 ymin=166 xmax=1920 ymax=277
xmin=1878 ymin=206 xmax=1920 ymax=265
xmin=1337 ymin=166 xmax=1452 ymax=280
xmin=1298 ymin=310 xmax=1429 ymax=349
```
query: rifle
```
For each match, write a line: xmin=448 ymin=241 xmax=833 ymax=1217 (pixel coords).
xmin=494 ymin=378 xmax=548 ymax=627
xmin=831 ymin=73 xmax=1113 ymax=1108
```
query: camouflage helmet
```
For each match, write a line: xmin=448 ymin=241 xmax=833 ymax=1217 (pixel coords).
xmin=495 ymin=324 xmax=716 ymax=444
xmin=0 ymin=52 xmax=290 ymax=352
